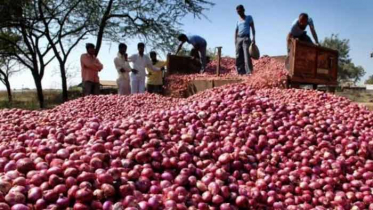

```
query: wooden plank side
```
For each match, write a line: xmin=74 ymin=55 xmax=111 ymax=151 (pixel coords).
xmin=289 ymin=40 xmax=296 ymax=77
xmin=289 ymin=77 xmax=338 ymax=85
xmin=293 ymin=41 xmax=317 ymax=79
xmin=289 ymin=40 xmax=338 ymax=86
xmin=168 ymin=55 xmax=200 ymax=74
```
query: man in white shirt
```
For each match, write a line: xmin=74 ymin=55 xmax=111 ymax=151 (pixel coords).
xmin=128 ymin=43 xmax=164 ymax=94
xmin=114 ymin=43 xmax=132 ymax=95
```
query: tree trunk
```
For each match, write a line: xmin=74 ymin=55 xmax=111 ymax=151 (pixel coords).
xmin=4 ymin=78 xmax=12 ymax=103
xmin=32 ymin=72 xmax=44 ymax=109
xmin=95 ymin=0 xmax=114 ymax=56
xmin=60 ymin=64 xmax=68 ymax=102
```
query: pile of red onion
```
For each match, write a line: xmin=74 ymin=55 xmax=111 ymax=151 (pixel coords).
xmin=164 ymin=56 xmax=289 ymax=97
xmin=1 ymin=81 xmax=373 ymax=209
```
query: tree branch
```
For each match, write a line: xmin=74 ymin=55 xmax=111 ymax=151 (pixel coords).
xmin=65 ymin=29 xmax=93 ymax=58
xmin=45 ymin=55 xmax=56 ymax=67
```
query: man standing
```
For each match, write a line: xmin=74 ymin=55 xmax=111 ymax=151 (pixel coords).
xmin=80 ymin=43 xmax=103 ymax=96
xmin=287 ymin=13 xmax=319 ymax=52
xmin=128 ymin=43 xmax=163 ymax=94
xmin=235 ymin=5 xmax=255 ymax=75
xmin=146 ymin=51 xmax=167 ymax=94
xmin=114 ymin=43 xmax=132 ymax=95
xmin=176 ymin=34 xmax=207 ymax=73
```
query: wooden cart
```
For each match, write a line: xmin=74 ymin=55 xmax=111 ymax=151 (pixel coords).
xmin=287 ymin=40 xmax=339 ymax=92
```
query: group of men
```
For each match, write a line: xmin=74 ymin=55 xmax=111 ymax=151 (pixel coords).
xmin=81 ymin=42 xmax=166 ymax=96
xmin=80 ymin=4 xmax=319 ymax=96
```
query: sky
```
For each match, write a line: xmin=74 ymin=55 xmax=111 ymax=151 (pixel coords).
xmin=4 ymin=0 xmax=373 ymax=90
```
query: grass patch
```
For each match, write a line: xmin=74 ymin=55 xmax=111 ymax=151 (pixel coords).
xmin=0 ymin=89 xmax=82 ymax=110
xmin=335 ymin=91 xmax=373 ymax=103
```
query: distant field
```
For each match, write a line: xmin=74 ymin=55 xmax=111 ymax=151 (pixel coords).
xmin=0 ymin=89 xmax=82 ymax=110
xmin=335 ymin=91 xmax=373 ymax=103
xmin=0 ymin=88 xmax=372 ymax=110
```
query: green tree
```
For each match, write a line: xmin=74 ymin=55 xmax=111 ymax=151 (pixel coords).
xmin=87 ymin=0 xmax=214 ymax=55
xmin=0 ymin=0 xmax=55 ymax=108
xmin=322 ymin=34 xmax=365 ymax=84
xmin=0 ymin=56 xmax=19 ymax=102
xmin=365 ymin=75 xmax=373 ymax=85
xmin=37 ymin=0 xmax=95 ymax=102
xmin=1 ymin=0 xmax=213 ymax=108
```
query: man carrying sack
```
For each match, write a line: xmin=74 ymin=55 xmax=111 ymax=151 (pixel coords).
xmin=235 ymin=5 xmax=259 ymax=75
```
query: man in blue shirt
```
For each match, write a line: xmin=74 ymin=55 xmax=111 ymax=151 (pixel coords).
xmin=287 ymin=13 xmax=319 ymax=52
xmin=176 ymin=34 xmax=207 ymax=73
xmin=235 ymin=5 xmax=256 ymax=75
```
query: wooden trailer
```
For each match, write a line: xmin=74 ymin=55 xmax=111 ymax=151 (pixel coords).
xmin=287 ymin=40 xmax=339 ymax=92
xmin=166 ymin=55 xmax=201 ymax=75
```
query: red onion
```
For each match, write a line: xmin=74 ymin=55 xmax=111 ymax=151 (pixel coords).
xmin=103 ymin=201 xmax=113 ymax=210
xmin=56 ymin=195 xmax=69 ymax=208
xmin=54 ymin=184 xmax=67 ymax=194
xmin=77 ymin=172 xmax=95 ymax=183
xmin=101 ymin=183 xmax=115 ymax=198
xmin=0 ymin=181 xmax=11 ymax=195
xmin=98 ymin=173 xmax=114 ymax=184
xmin=148 ymin=196 xmax=161 ymax=209
xmin=1 ymin=70 xmax=373 ymax=209
xmin=73 ymin=203 xmax=89 ymax=210
xmin=12 ymin=177 xmax=26 ymax=186
xmin=10 ymin=204 xmax=29 ymax=210
xmin=43 ymin=190 xmax=58 ymax=203
xmin=91 ymin=200 xmax=103 ymax=209
xmin=65 ymin=177 xmax=77 ymax=188
xmin=75 ymin=188 xmax=93 ymax=203
xmin=16 ymin=158 xmax=34 ymax=174
xmin=27 ymin=187 xmax=42 ymax=202
xmin=35 ymin=199 xmax=47 ymax=210
xmin=236 ymin=195 xmax=248 ymax=207
xmin=64 ymin=167 xmax=79 ymax=177
xmin=5 ymin=192 xmax=25 ymax=206
xmin=0 ymin=203 xmax=10 ymax=210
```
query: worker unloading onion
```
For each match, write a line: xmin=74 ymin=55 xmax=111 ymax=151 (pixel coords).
xmin=287 ymin=13 xmax=319 ymax=53
xmin=175 ymin=34 xmax=207 ymax=73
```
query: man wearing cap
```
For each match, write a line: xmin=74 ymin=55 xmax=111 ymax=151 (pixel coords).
xmin=114 ymin=43 xmax=132 ymax=95
xmin=235 ymin=4 xmax=255 ymax=75
xmin=287 ymin=13 xmax=319 ymax=52
xmin=176 ymin=34 xmax=207 ymax=73
xmin=80 ymin=43 xmax=103 ymax=96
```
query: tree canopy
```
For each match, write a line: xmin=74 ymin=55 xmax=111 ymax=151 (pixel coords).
xmin=0 ymin=0 xmax=213 ymax=108
xmin=365 ymin=75 xmax=373 ymax=85
xmin=322 ymin=34 xmax=365 ymax=84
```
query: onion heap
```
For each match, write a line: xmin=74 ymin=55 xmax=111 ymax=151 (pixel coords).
xmin=164 ymin=56 xmax=289 ymax=98
xmin=0 ymin=82 xmax=373 ymax=209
